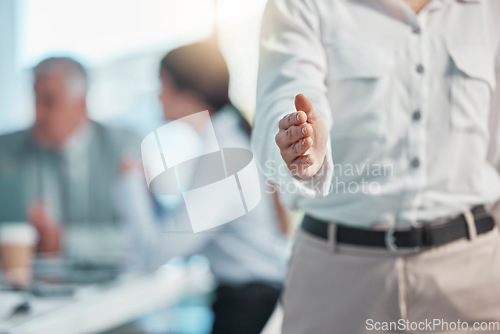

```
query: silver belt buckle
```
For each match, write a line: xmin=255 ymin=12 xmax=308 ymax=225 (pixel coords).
xmin=385 ymin=225 xmax=421 ymax=255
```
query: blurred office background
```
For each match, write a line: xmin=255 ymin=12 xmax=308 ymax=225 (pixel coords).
xmin=0 ymin=0 xmax=266 ymax=137
xmin=0 ymin=1 xmax=289 ymax=333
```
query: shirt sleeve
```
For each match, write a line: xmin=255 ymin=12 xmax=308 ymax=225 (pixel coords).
xmin=487 ymin=46 xmax=500 ymax=220
xmin=252 ymin=0 xmax=333 ymax=201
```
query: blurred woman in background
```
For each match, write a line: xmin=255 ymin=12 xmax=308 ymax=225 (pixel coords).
xmin=155 ymin=40 xmax=288 ymax=334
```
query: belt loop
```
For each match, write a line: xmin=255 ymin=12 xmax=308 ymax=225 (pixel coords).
xmin=464 ymin=210 xmax=477 ymax=241
xmin=328 ymin=223 xmax=338 ymax=253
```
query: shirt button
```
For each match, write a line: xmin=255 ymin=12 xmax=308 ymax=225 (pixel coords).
xmin=416 ymin=64 xmax=424 ymax=74
xmin=411 ymin=158 xmax=420 ymax=168
xmin=412 ymin=26 xmax=421 ymax=34
xmin=412 ymin=110 xmax=422 ymax=121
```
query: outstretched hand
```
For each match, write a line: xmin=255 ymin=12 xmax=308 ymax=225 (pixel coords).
xmin=275 ymin=94 xmax=328 ymax=179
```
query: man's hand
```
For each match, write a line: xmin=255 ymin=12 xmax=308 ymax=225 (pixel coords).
xmin=27 ymin=202 xmax=61 ymax=255
xmin=275 ymin=94 xmax=328 ymax=179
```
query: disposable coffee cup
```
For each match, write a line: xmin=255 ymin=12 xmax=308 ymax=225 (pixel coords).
xmin=0 ymin=224 xmax=38 ymax=288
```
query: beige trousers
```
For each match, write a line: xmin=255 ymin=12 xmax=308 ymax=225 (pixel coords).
xmin=282 ymin=225 xmax=500 ymax=334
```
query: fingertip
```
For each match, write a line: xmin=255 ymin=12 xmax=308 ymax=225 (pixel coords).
xmin=296 ymin=154 xmax=310 ymax=165
xmin=295 ymin=93 xmax=305 ymax=101
xmin=297 ymin=111 xmax=307 ymax=123
xmin=304 ymin=136 xmax=313 ymax=147
xmin=303 ymin=123 xmax=313 ymax=136
xmin=304 ymin=155 xmax=313 ymax=165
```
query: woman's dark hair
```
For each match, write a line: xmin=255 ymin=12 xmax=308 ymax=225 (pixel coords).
xmin=159 ymin=39 xmax=252 ymax=136
xmin=160 ymin=40 xmax=230 ymax=112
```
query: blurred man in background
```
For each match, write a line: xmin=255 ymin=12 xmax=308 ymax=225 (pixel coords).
xmin=0 ymin=57 xmax=143 ymax=266
xmin=253 ymin=0 xmax=500 ymax=333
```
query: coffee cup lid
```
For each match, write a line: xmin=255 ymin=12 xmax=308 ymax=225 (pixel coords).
xmin=0 ymin=224 xmax=39 ymax=245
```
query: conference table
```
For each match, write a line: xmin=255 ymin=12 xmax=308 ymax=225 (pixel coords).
xmin=0 ymin=261 xmax=214 ymax=334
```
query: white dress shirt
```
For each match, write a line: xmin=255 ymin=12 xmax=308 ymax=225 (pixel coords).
xmin=252 ymin=0 xmax=500 ymax=228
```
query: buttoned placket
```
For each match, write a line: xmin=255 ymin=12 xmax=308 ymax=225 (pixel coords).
xmin=397 ymin=1 xmax=439 ymax=224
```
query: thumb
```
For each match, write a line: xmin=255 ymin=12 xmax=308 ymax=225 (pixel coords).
xmin=295 ymin=94 xmax=320 ymax=123
xmin=294 ymin=94 xmax=313 ymax=114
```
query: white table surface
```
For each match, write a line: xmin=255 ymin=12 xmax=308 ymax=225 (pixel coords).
xmin=0 ymin=263 xmax=214 ymax=334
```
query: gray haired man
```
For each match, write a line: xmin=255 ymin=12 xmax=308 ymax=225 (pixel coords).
xmin=0 ymin=57 xmax=143 ymax=265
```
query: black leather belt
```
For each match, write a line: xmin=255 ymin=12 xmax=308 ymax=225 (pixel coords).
xmin=302 ymin=206 xmax=496 ymax=253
